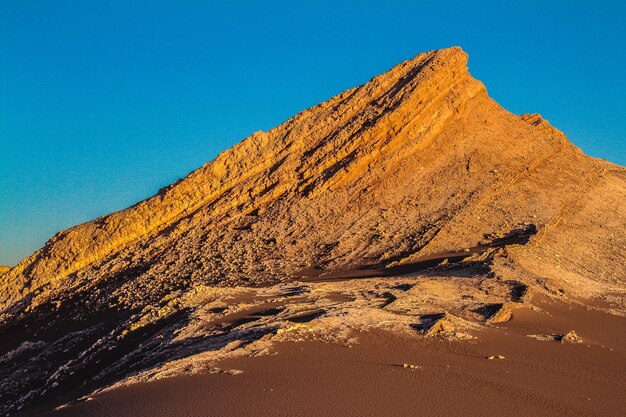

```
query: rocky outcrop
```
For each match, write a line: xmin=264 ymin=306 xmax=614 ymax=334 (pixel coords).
xmin=3 ymin=46 xmax=623 ymax=315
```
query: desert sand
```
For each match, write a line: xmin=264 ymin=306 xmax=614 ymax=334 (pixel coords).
xmin=26 ymin=296 xmax=626 ymax=417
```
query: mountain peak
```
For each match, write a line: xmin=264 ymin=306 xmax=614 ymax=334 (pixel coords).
xmin=0 ymin=46 xmax=603 ymax=306
xmin=402 ymin=45 xmax=467 ymax=66
xmin=365 ymin=46 xmax=478 ymax=99
xmin=2 ymin=46 xmax=489 ymax=304
xmin=399 ymin=46 xmax=470 ymax=77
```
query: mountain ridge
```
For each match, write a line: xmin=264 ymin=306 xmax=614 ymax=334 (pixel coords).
xmin=3 ymin=46 xmax=485 ymax=302
xmin=2 ymin=46 xmax=624 ymax=310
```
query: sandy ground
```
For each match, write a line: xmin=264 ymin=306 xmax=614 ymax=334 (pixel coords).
xmin=27 ymin=296 xmax=625 ymax=417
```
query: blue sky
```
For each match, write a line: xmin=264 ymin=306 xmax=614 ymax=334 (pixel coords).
xmin=1 ymin=1 xmax=625 ymax=266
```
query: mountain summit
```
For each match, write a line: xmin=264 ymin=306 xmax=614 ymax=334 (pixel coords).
xmin=1 ymin=47 xmax=625 ymax=414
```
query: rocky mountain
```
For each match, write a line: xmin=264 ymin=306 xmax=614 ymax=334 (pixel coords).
xmin=1 ymin=47 xmax=625 ymax=415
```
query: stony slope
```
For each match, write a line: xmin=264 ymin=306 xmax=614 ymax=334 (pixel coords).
xmin=1 ymin=47 xmax=625 ymax=415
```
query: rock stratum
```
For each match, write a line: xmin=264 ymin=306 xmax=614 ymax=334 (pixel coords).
xmin=1 ymin=47 xmax=625 ymax=415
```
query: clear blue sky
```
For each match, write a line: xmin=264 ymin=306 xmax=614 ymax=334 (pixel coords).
xmin=1 ymin=1 xmax=625 ymax=266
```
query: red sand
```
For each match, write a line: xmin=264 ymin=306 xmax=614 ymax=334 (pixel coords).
xmin=34 ymin=297 xmax=626 ymax=417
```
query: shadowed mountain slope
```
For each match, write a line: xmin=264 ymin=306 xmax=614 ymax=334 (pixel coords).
xmin=1 ymin=47 xmax=625 ymax=415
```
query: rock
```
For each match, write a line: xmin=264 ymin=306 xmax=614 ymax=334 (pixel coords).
xmin=560 ymin=331 xmax=582 ymax=344
xmin=489 ymin=303 xmax=516 ymax=323
xmin=478 ymin=303 xmax=516 ymax=323
xmin=2 ymin=46 xmax=621 ymax=311
xmin=416 ymin=313 xmax=454 ymax=337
